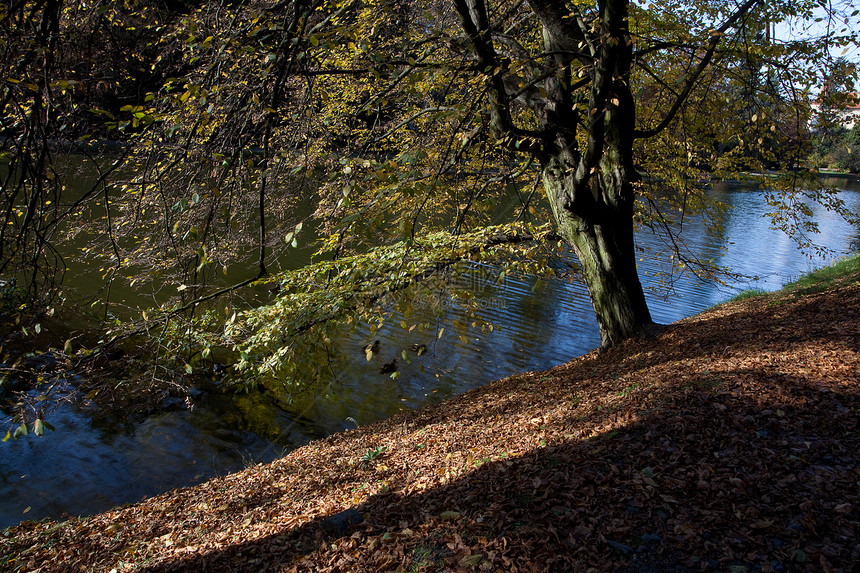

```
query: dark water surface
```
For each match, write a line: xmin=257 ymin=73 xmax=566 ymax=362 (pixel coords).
xmin=2 ymin=177 xmax=859 ymax=528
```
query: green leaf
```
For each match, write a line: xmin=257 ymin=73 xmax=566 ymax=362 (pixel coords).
xmin=64 ymin=339 xmax=73 ymax=354
xmin=13 ymin=422 xmax=28 ymax=439
xmin=184 ymin=363 xmax=193 ymax=374
xmin=34 ymin=419 xmax=44 ymax=437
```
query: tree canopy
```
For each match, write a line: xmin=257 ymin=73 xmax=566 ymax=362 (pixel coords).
xmin=1 ymin=0 xmax=859 ymax=407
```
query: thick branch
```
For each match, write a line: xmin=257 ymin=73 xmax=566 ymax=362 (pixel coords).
xmin=453 ymin=0 xmax=513 ymax=134
xmin=452 ymin=0 xmax=542 ymax=153
xmin=526 ymin=0 xmax=592 ymax=64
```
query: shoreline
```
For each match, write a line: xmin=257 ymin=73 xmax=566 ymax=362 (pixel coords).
xmin=2 ymin=262 xmax=859 ymax=572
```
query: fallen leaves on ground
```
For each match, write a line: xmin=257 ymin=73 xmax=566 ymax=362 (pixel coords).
xmin=2 ymin=280 xmax=860 ymax=572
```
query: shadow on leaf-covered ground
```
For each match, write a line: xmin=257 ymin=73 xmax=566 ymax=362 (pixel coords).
xmin=4 ymin=282 xmax=859 ymax=572
xmin=133 ymin=285 xmax=860 ymax=572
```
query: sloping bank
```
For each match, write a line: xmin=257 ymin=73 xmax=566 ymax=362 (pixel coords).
xmin=2 ymin=259 xmax=859 ymax=572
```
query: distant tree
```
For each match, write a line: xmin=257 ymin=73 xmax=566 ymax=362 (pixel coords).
xmin=810 ymin=59 xmax=860 ymax=172
xmin=812 ymin=126 xmax=860 ymax=173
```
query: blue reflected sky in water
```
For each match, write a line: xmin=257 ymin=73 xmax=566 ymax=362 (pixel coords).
xmin=644 ymin=180 xmax=860 ymax=323
xmin=320 ymin=180 xmax=860 ymax=428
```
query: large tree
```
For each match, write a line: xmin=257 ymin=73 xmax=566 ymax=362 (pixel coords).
xmin=220 ymin=0 xmax=858 ymax=383
xmin=1 ymin=0 xmax=858 ymax=390
xmin=270 ymin=0 xmax=855 ymax=347
xmin=401 ymin=0 xmax=859 ymax=347
xmin=453 ymin=0 xmax=662 ymax=346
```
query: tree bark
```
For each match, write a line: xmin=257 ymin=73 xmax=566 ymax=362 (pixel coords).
xmin=544 ymin=170 xmax=653 ymax=348
xmin=456 ymin=0 xmax=655 ymax=347
xmin=537 ymin=0 xmax=654 ymax=348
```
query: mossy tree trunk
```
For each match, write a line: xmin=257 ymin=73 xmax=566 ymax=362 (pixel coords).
xmin=543 ymin=160 xmax=653 ymax=348
xmin=535 ymin=0 xmax=653 ymax=347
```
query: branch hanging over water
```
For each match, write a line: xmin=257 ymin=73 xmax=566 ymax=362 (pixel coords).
xmin=228 ymin=222 xmax=559 ymax=383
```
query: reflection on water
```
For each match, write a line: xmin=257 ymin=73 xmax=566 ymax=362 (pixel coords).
xmin=2 ymin=177 xmax=859 ymax=528
xmin=0 ymin=387 xmax=300 ymax=527
xmin=645 ymin=178 xmax=860 ymax=322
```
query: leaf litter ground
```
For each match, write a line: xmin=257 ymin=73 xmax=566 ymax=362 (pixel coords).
xmin=2 ymin=279 xmax=859 ymax=572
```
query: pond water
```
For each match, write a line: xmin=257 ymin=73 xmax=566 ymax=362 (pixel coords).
xmin=2 ymin=176 xmax=859 ymax=529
